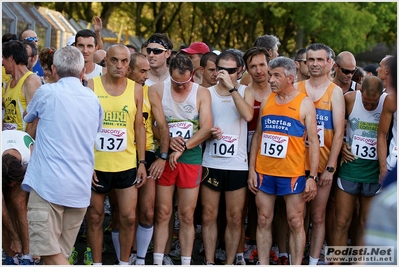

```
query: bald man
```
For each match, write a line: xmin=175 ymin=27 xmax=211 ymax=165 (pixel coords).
xmin=377 ymin=55 xmax=395 ymax=95
xmin=332 ymin=51 xmax=361 ymax=94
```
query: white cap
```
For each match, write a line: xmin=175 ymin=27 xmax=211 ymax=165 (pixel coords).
xmin=66 ymin=36 xmax=75 ymax=46
xmin=212 ymin=50 xmax=221 ymax=56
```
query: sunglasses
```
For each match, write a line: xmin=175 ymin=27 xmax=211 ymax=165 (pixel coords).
xmin=146 ymin=47 xmax=167 ymax=55
xmin=336 ymin=63 xmax=357 ymax=75
xmin=216 ymin=66 xmax=238 ymax=74
xmin=296 ymin=59 xmax=306 ymax=64
xmin=24 ymin=37 xmax=38 ymax=43
xmin=170 ymin=75 xmax=192 ymax=86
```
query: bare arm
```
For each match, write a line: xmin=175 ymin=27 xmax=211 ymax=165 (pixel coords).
xmin=319 ymin=86 xmax=345 ymax=185
xmin=134 ymin=83 xmax=147 ymax=187
xmin=93 ymin=16 xmax=104 ymax=50
xmin=377 ymin=94 xmax=396 ymax=182
xmin=301 ymin=97 xmax=319 ymax=201
xmin=341 ymin=92 xmax=355 ymax=163
xmin=23 ymin=75 xmax=41 ymax=137
xmin=231 ymin=86 xmax=254 ymax=122
xmin=147 ymin=87 xmax=170 ymax=179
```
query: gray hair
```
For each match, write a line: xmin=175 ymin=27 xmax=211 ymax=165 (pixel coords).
xmin=268 ymin=57 xmax=296 ymax=77
xmin=53 ymin=46 xmax=84 ymax=78
xmin=253 ymin=34 xmax=280 ymax=51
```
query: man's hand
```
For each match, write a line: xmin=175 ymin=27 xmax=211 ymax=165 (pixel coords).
xmin=93 ymin=16 xmax=102 ymax=32
xmin=170 ymin=136 xmax=185 ymax=152
xmin=318 ymin=170 xmax=333 ymax=187
xmin=303 ymin=178 xmax=317 ymax=202
xmin=169 ymin=151 xmax=183 ymax=170
xmin=248 ymin=169 xmax=259 ymax=195
xmin=148 ymin=158 xmax=166 ymax=180
xmin=135 ymin=163 xmax=148 ymax=188
xmin=341 ymin=142 xmax=355 ymax=163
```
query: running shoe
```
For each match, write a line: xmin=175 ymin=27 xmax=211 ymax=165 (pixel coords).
xmin=169 ymin=242 xmax=181 ymax=261
xmin=203 ymin=258 xmax=215 ymax=265
xmin=128 ymin=253 xmax=137 ymax=265
xmin=215 ymin=248 xmax=226 ymax=264
xmin=163 ymin=254 xmax=175 ymax=265
xmin=198 ymin=241 xmax=205 ymax=256
xmin=104 ymin=196 xmax=111 ymax=216
xmin=83 ymin=247 xmax=93 ymax=265
xmin=3 ymin=256 xmax=17 ymax=265
xmin=236 ymin=255 xmax=246 ymax=265
xmin=277 ymin=255 xmax=289 ymax=265
xmin=244 ymin=244 xmax=257 ymax=263
xmin=68 ymin=247 xmax=78 ymax=265
xmin=247 ymin=248 xmax=258 ymax=263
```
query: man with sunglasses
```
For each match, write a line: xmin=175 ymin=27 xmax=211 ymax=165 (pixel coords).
xmin=294 ymin=43 xmax=345 ymax=266
xmin=145 ymin=33 xmax=173 ymax=87
xmin=201 ymin=50 xmax=254 ymax=265
xmin=332 ymin=51 xmax=361 ymax=94
xmin=294 ymin=48 xmax=310 ymax=82
xmin=19 ymin=29 xmax=43 ymax=78
xmin=150 ymin=54 xmax=212 ymax=265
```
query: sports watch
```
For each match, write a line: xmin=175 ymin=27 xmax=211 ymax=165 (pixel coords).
xmin=160 ymin=152 xmax=168 ymax=160
xmin=326 ymin=166 xmax=335 ymax=173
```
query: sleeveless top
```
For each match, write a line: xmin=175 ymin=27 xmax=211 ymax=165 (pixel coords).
xmin=339 ymin=91 xmax=387 ymax=183
xmin=2 ymin=130 xmax=34 ymax=167
xmin=297 ymin=81 xmax=335 ymax=173
xmin=161 ymin=80 xmax=201 ymax=164
xmin=247 ymin=99 xmax=262 ymax=153
xmin=203 ymin=85 xmax=248 ymax=170
xmin=142 ymin=84 xmax=155 ymax=152
xmin=256 ymin=92 xmax=307 ymax=177
xmin=86 ymin=64 xmax=103 ymax=79
xmin=93 ymin=76 xmax=137 ymax=172
xmin=387 ymin=111 xmax=398 ymax=171
xmin=3 ymin=71 xmax=34 ymax=131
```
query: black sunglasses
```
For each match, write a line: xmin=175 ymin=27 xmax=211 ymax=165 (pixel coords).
xmin=24 ymin=37 xmax=38 ymax=42
xmin=146 ymin=47 xmax=167 ymax=55
xmin=216 ymin=66 xmax=238 ymax=74
xmin=336 ymin=63 xmax=357 ymax=75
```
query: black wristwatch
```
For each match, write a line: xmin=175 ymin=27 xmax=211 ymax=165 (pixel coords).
xmin=138 ymin=160 xmax=147 ymax=165
xmin=326 ymin=166 xmax=335 ymax=173
xmin=229 ymin=87 xmax=238 ymax=93
xmin=307 ymin=175 xmax=319 ymax=182
xmin=160 ymin=152 xmax=168 ymax=160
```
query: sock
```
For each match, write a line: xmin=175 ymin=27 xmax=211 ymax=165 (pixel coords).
xmin=118 ymin=260 xmax=128 ymax=265
xmin=309 ymin=256 xmax=319 ymax=265
xmin=136 ymin=256 xmax=145 ymax=265
xmin=112 ymin=230 xmax=121 ymax=262
xmin=136 ymin=223 xmax=154 ymax=259
xmin=279 ymin=252 xmax=288 ymax=258
xmin=181 ymin=256 xmax=191 ymax=265
xmin=236 ymin=252 xmax=244 ymax=262
xmin=93 ymin=263 xmax=102 ymax=265
xmin=153 ymin=253 xmax=164 ymax=265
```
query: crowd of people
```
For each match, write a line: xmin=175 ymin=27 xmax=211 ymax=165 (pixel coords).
xmin=2 ymin=15 xmax=397 ymax=266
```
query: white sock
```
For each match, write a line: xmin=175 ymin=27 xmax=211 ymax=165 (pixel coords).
xmin=136 ymin=257 xmax=145 ymax=265
xmin=112 ymin=230 xmax=121 ymax=262
xmin=21 ymin=254 xmax=32 ymax=260
xmin=309 ymin=256 xmax=319 ymax=265
xmin=136 ymin=224 xmax=154 ymax=259
xmin=118 ymin=260 xmax=128 ymax=265
xmin=153 ymin=253 xmax=164 ymax=265
xmin=181 ymin=256 xmax=191 ymax=265
xmin=279 ymin=252 xmax=288 ymax=258
xmin=93 ymin=263 xmax=102 ymax=265
xmin=236 ymin=252 xmax=244 ymax=262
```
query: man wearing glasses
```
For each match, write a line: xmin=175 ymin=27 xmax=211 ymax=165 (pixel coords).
xmin=332 ymin=51 xmax=361 ymax=94
xmin=145 ymin=33 xmax=173 ymax=86
xmin=19 ymin=29 xmax=43 ymax=78
xmin=150 ymin=54 xmax=212 ymax=265
xmin=294 ymin=43 xmax=345 ymax=266
xmin=294 ymin=48 xmax=310 ymax=82
xmin=201 ymin=50 xmax=254 ymax=265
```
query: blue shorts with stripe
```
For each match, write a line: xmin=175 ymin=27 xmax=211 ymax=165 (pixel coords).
xmin=257 ymin=173 xmax=306 ymax=196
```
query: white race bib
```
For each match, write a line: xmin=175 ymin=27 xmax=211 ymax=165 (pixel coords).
xmin=351 ymin=135 xmax=377 ymax=160
xmin=3 ymin=123 xmax=17 ymax=130
xmin=209 ymin=134 xmax=238 ymax=158
xmin=305 ymin=124 xmax=324 ymax=148
xmin=261 ymin=133 xmax=288 ymax=158
xmin=95 ymin=128 xmax=127 ymax=152
xmin=168 ymin=122 xmax=193 ymax=140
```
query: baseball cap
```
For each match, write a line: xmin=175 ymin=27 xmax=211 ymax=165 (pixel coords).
xmin=181 ymin=42 xmax=210 ymax=55
xmin=66 ymin=36 xmax=76 ymax=46
xmin=363 ymin=64 xmax=378 ymax=76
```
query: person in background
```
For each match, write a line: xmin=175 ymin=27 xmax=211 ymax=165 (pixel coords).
xmin=38 ymin=47 xmax=57 ymax=84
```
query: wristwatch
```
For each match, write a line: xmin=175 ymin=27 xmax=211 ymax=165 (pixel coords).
xmin=229 ymin=87 xmax=238 ymax=93
xmin=307 ymin=175 xmax=319 ymax=182
xmin=160 ymin=152 xmax=168 ymax=160
xmin=138 ymin=160 xmax=147 ymax=165
xmin=326 ymin=166 xmax=335 ymax=173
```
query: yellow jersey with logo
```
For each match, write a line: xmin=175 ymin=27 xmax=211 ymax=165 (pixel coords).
xmin=297 ymin=81 xmax=335 ymax=172
xmin=93 ymin=76 xmax=137 ymax=172
xmin=256 ymin=92 xmax=307 ymax=177
xmin=3 ymin=71 xmax=34 ymax=131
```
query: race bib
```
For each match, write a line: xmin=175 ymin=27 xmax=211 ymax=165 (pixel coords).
xmin=351 ymin=135 xmax=377 ymax=160
xmin=261 ymin=133 xmax=288 ymax=158
xmin=95 ymin=128 xmax=127 ymax=152
xmin=168 ymin=122 xmax=193 ymax=140
xmin=209 ymin=134 xmax=238 ymax=157
xmin=305 ymin=124 xmax=324 ymax=148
